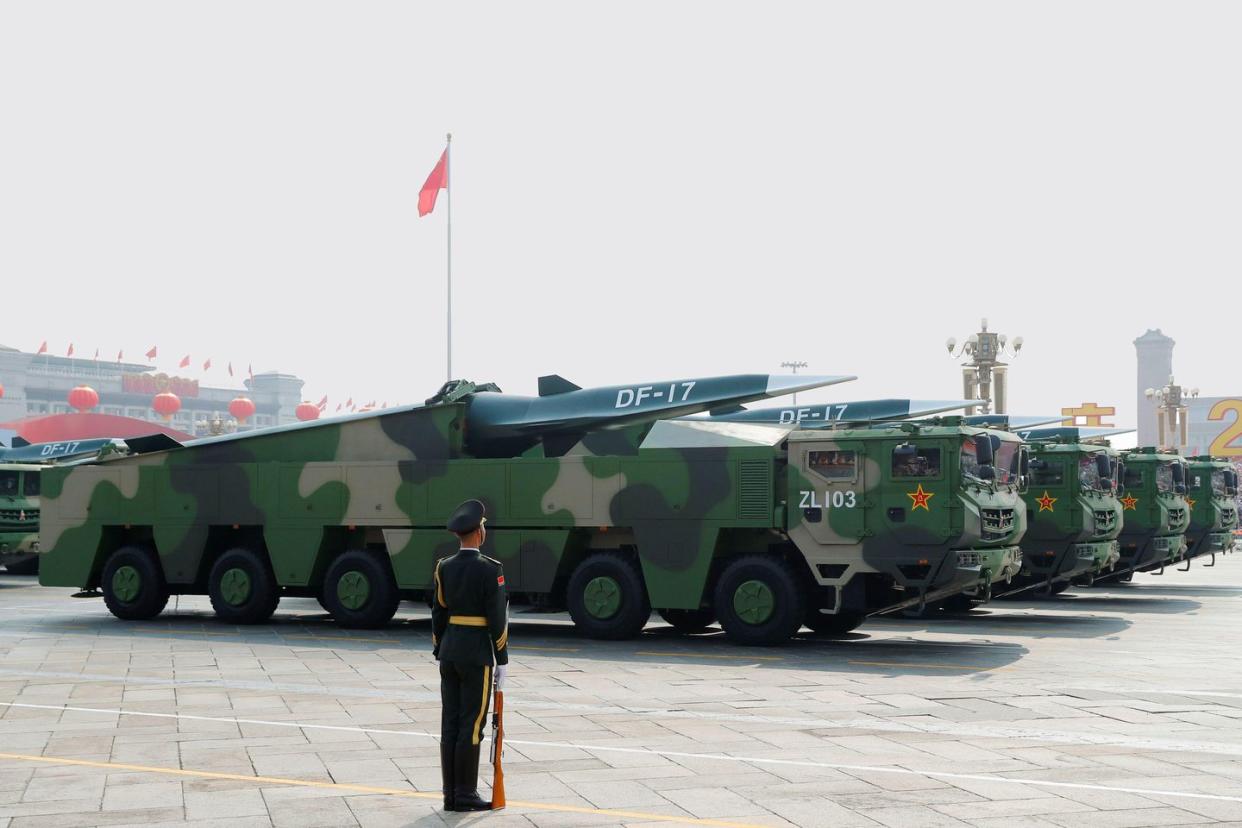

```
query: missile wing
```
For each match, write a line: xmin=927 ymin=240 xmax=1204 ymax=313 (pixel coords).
xmin=960 ymin=414 xmax=1066 ymax=430
xmin=1015 ymin=426 xmax=1136 ymax=443
xmin=692 ymin=398 xmax=979 ymax=427
xmin=462 ymin=372 xmax=856 ymax=457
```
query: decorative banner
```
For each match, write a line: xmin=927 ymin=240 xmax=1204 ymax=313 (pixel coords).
xmin=122 ymin=373 xmax=201 ymax=398
xmin=1062 ymin=402 xmax=1116 ymax=427
xmin=1185 ymin=397 xmax=1242 ymax=457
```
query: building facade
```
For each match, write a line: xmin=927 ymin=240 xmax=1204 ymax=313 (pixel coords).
xmin=1133 ymin=329 xmax=1175 ymax=447
xmin=0 ymin=344 xmax=305 ymax=436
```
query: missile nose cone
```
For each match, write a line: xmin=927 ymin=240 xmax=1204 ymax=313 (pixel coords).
xmin=764 ymin=374 xmax=856 ymax=396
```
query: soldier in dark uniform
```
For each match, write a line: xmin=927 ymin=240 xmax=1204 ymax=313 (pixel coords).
xmin=433 ymin=499 xmax=509 ymax=812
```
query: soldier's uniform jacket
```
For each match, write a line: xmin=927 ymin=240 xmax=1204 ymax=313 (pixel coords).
xmin=432 ymin=549 xmax=509 ymax=666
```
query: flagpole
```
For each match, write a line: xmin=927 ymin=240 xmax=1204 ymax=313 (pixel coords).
xmin=446 ymin=132 xmax=452 ymax=382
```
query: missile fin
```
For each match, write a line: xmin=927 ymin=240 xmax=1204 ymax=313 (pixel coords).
xmin=538 ymin=375 xmax=582 ymax=396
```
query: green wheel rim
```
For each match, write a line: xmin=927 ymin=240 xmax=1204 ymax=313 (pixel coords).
xmin=112 ymin=565 xmax=141 ymax=603
xmin=583 ymin=575 xmax=622 ymax=620
xmin=337 ymin=571 xmax=371 ymax=611
xmin=733 ymin=579 xmax=775 ymax=625
xmin=219 ymin=567 xmax=252 ymax=606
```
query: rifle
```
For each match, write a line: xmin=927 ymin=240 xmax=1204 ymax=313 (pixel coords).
xmin=489 ymin=676 xmax=506 ymax=809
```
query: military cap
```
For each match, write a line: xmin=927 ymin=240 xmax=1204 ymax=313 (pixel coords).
xmin=447 ymin=499 xmax=487 ymax=534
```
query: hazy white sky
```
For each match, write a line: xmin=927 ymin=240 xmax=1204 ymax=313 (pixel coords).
xmin=1 ymin=2 xmax=1237 ymax=424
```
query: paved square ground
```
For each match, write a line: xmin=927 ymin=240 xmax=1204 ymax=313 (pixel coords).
xmin=3 ymin=558 xmax=1242 ymax=827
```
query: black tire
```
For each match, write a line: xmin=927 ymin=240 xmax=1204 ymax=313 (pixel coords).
xmin=101 ymin=546 xmax=169 ymax=621
xmin=1049 ymin=580 xmax=1071 ymax=595
xmin=4 ymin=556 xmax=39 ymax=575
xmin=658 ymin=607 xmax=717 ymax=633
xmin=566 ymin=552 xmax=651 ymax=640
xmin=208 ymin=547 xmax=280 ymax=624
xmin=940 ymin=593 xmax=978 ymax=613
xmin=714 ymin=555 xmax=806 ymax=646
xmin=804 ymin=610 xmax=865 ymax=636
xmin=322 ymin=549 xmax=400 ymax=629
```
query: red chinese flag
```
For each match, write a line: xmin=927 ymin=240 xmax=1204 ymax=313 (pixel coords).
xmin=67 ymin=343 xmax=74 ymax=357
xmin=203 ymin=358 xmax=212 ymax=371
xmin=179 ymin=355 xmax=191 ymax=368
xmin=36 ymin=341 xmax=47 ymax=355
xmin=146 ymin=346 xmax=157 ymax=360
xmin=317 ymin=395 xmax=328 ymax=409
xmin=228 ymin=362 xmax=234 ymax=377
xmin=418 ymin=149 xmax=448 ymax=217
xmin=117 ymin=350 xmax=123 ymax=363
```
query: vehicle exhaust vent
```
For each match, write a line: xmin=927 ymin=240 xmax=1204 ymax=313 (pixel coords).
xmin=738 ymin=460 xmax=771 ymax=520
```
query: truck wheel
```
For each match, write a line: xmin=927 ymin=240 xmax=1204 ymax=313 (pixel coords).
xmin=714 ymin=556 xmax=805 ymax=646
xmin=101 ymin=547 xmax=169 ymax=621
xmin=658 ymin=608 xmax=717 ymax=633
xmin=322 ymin=550 xmax=400 ymax=629
xmin=1049 ymin=580 xmax=1071 ymax=595
xmin=208 ymin=548 xmax=280 ymax=624
xmin=567 ymin=553 xmax=650 ymax=639
xmin=804 ymin=610 xmax=865 ymax=636
xmin=5 ymin=556 xmax=39 ymax=575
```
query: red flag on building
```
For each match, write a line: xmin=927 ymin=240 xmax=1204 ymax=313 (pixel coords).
xmin=36 ymin=341 xmax=47 ymax=355
xmin=346 ymin=397 xmax=353 ymax=408
xmin=146 ymin=346 xmax=157 ymax=360
xmin=203 ymin=358 xmax=212 ymax=371
xmin=316 ymin=395 xmax=328 ymax=409
xmin=179 ymin=355 xmax=191 ymax=368
xmin=93 ymin=348 xmax=99 ymax=361
xmin=248 ymin=364 xmax=254 ymax=380
xmin=67 ymin=343 xmax=74 ymax=357
xmin=336 ymin=403 xmax=342 ymax=412
xmin=117 ymin=350 xmax=123 ymax=363
xmin=418 ymin=149 xmax=448 ymax=217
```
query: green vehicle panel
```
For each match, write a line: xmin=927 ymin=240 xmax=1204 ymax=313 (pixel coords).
xmin=1184 ymin=456 xmax=1238 ymax=562
xmin=38 ymin=377 xmax=1027 ymax=644
xmin=1114 ymin=447 xmax=1190 ymax=575
xmin=0 ymin=463 xmax=42 ymax=574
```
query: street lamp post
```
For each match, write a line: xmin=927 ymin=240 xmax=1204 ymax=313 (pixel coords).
xmin=1145 ymin=376 xmax=1199 ymax=453
xmin=781 ymin=360 xmax=808 ymax=406
xmin=946 ymin=318 xmax=1023 ymax=416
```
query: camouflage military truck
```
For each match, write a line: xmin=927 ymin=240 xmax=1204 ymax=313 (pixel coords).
xmin=1183 ymin=456 xmax=1238 ymax=564
xmin=38 ymin=374 xmax=1025 ymax=645
xmin=1002 ymin=433 xmax=1122 ymax=596
xmin=1108 ymin=447 xmax=1190 ymax=579
xmin=0 ymin=463 xmax=42 ymax=575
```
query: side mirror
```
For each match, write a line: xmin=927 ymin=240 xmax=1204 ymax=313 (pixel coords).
xmin=978 ymin=465 xmax=997 ymax=481
xmin=1100 ymin=478 xmax=1113 ymax=492
xmin=1175 ymin=483 xmax=1187 ymax=495
xmin=1172 ymin=463 xmax=1186 ymax=485
xmin=1096 ymin=454 xmax=1111 ymax=479
xmin=894 ymin=443 xmax=917 ymax=458
xmin=1019 ymin=449 xmax=1030 ymax=476
xmin=974 ymin=435 xmax=995 ymax=466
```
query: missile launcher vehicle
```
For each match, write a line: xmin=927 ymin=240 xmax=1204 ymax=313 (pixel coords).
xmin=1107 ymin=447 xmax=1190 ymax=580
xmin=1183 ymin=456 xmax=1238 ymax=565
xmin=0 ymin=463 xmax=42 ymax=575
xmin=38 ymin=372 xmax=1025 ymax=645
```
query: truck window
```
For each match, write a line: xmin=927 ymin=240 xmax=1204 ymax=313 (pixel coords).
xmin=1155 ymin=462 xmax=1173 ymax=493
xmin=1078 ymin=456 xmax=1101 ymax=490
xmin=892 ymin=447 xmax=940 ymax=478
xmin=0 ymin=472 xmax=17 ymax=496
xmin=1032 ymin=460 xmax=1064 ymax=486
xmin=809 ymin=450 xmax=856 ymax=480
xmin=22 ymin=472 xmax=40 ymax=497
xmin=1211 ymin=470 xmax=1226 ymax=497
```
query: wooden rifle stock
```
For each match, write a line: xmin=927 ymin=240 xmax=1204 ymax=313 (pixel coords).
xmin=489 ymin=682 xmax=505 ymax=809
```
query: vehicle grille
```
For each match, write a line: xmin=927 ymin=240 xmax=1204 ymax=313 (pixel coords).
xmin=1093 ymin=509 xmax=1117 ymax=535
xmin=0 ymin=508 xmax=38 ymax=531
xmin=981 ymin=508 xmax=1015 ymax=540
xmin=1221 ymin=508 xmax=1237 ymax=526
xmin=1167 ymin=507 xmax=1186 ymax=526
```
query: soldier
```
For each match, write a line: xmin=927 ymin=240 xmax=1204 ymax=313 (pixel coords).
xmin=433 ymin=499 xmax=509 ymax=812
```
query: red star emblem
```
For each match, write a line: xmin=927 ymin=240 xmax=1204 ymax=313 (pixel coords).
xmin=907 ymin=484 xmax=934 ymax=511
xmin=1036 ymin=491 xmax=1057 ymax=512
xmin=1121 ymin=494 xmax=1139 ymax=511
xmin=1185 ymin=497 xmax=1196 ymax=510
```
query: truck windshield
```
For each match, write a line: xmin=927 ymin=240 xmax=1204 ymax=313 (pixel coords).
xmin=23 ymin=472 xmax=39 ymax=497
xmin=1079 ymin=455 xmax=1103 ymax=491
xmin=1212 ymin=470 xmax=1227 ymax=497
xmin=961 ymin=438 xmax=982 ymax=481
xmin=0 ymin=472 xmax=17 ymax=496
xmin=994 ymin=442 xmax=1018 ymax=485
xmin=1156 ymin=462 xmax=1174 ymax=493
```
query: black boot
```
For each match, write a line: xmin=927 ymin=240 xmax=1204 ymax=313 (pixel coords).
xmin=441 ymin=742 xmax=456 ymax=811
xmin=453 ymin=742 xmax=491 ymax=811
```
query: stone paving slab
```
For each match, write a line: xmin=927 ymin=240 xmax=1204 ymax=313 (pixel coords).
xmin=2 ymin=560 xmax=1242 ymax=826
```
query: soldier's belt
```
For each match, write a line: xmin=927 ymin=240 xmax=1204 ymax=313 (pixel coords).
xmin=449 ymin=615 xmax=488 ymax=627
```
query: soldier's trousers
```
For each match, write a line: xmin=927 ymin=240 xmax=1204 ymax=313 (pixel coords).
xmin=439 ymin=660 xmax=493 ymax=747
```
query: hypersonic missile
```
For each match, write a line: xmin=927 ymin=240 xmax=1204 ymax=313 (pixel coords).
xmin=0 ymin=437 xmax=120 ymax=464
xmin=442 ymin=373 xmax=856 ymax=457
xmin=691 ymin=398 xmax=979 ymax=427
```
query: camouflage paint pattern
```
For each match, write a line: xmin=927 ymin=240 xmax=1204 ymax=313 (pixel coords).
xmin=1184 ymin=456 xmax=1239 ymax=561
xmin=1116 ymin=447 xmax=1190 ymax=574
xmin=1007 ymin=442 xmax=1123 ymax=593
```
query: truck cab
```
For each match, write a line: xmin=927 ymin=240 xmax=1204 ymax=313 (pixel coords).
xmin=1114 ymin=447 xmax=1190 ymax=577
xmin=1015 ymin=441 xmax=1122 ymax=592
xmin=0 ymin=463 xmax=42 ymax=574
xmin=785 ymin=420 xmax=1025 ymax=629
xmin=1184 ymin=456 xmax=1238 ymax=563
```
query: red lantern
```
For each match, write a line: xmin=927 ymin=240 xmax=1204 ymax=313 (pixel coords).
xmin=152 ymin=391 xmax=181 ymax=421
xmin=228 ymin=396 xmax=256 ymax=423
xmin=0 ymin=383 xmax=5 ymax=399
xmin=295 ymin=402 xmax=320 ymax=422
xmin=67 ymin=385 xmax=99 ymax=413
